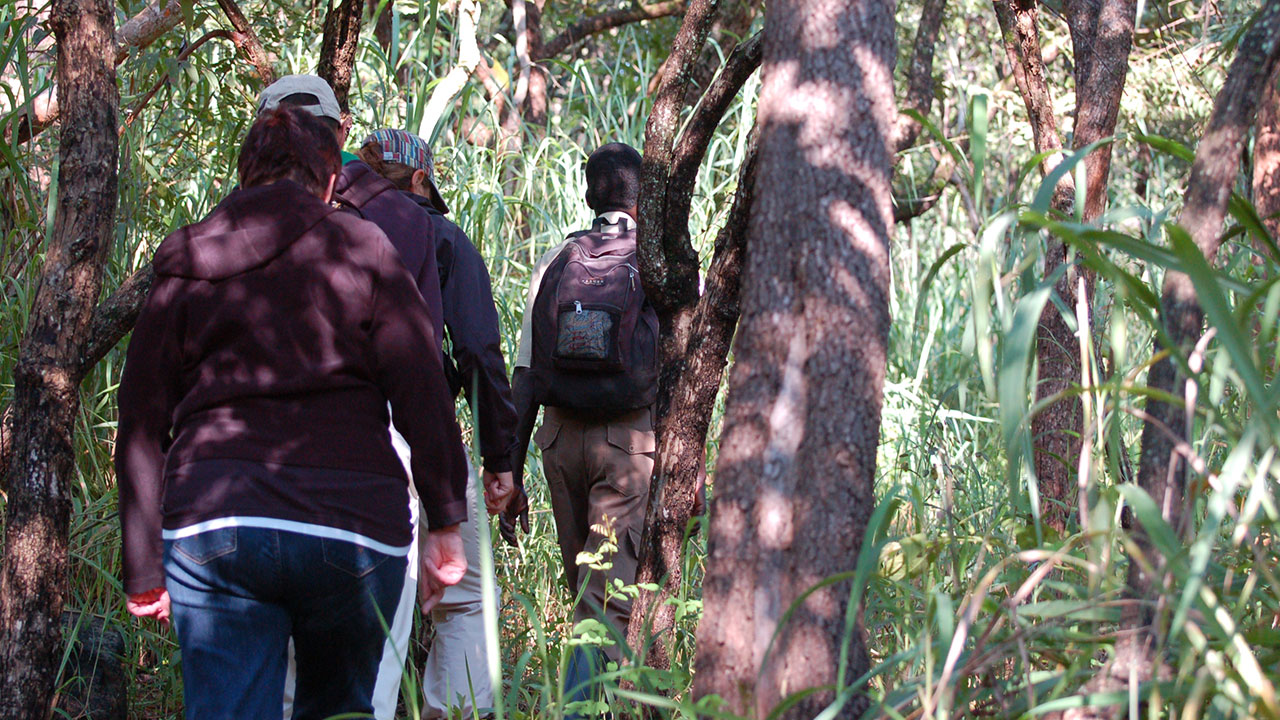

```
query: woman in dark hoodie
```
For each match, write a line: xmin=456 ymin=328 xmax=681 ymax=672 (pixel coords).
xmin=115 ymin=106 xmax=470 ymax=718
xmin=350 ymin=128 xmax=518 ymax=717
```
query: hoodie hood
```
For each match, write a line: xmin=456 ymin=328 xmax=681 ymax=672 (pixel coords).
xmin=153 ymin=180 xmax=335 ymax=281
xmin=334 ymin=160 xmax=399 ymax=211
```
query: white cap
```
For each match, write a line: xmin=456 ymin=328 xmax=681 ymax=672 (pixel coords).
xmin=256 ymin=74 xmax=341 ymax=122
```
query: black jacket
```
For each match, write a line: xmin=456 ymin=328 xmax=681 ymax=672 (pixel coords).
xmin=407 ymin=193 xmax=518 ymax=473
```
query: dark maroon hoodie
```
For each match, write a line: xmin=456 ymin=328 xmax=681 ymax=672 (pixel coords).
xmin=115 ymin=180 xmax=468 ymax=594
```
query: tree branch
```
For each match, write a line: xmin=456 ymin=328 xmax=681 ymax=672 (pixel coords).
xmin=317 ymin=0 xmax=364 ymax=110
xmin=541 ymin=1 xmax=686 ymax=59
xmin=124 ymin=30 xmax=234 ymax=128
xmin=9 ymin=0 xmax=186 ymax=144
xmin=992 ymin=0 xmax=1073 ymax=213
xmin=78 ymin=265 xmax=156 ymax=375
xmin=115 ymin=0 xmax=184 ymax=62
xmin=663 ymin=30 xmax=761 ymax=234
xmin=892 ymin=0 xmax=947 ymax=155
xmin=893 ymin=150 xmax=957 ymax=223
xmin=637 ymin=0 xmax=719 ymax=310
xmin=213 ymin=0 xmax=276 ymax=84
xmin=418 ymin=0 xmax=482 ymax=138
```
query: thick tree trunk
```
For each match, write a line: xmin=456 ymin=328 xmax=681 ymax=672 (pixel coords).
xmin=318 ymin=0 xmax=364 ymax=111
xmin=692 ymin=0 xmax=896 ymax=715
xmin=0 ymin=0 xmax=119 ymax=715
xmin=1073 ymin=3 xmax=1280 ymax=714
xmin=626 ymin=129 xmax=758 ymax=669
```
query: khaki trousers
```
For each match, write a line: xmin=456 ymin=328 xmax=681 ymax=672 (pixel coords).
xmin=534 ymin=406 xmax=654 ymax=655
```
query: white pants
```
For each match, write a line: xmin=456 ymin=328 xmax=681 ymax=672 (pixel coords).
xmin=282 ymin=425 xmax=496 ymax=719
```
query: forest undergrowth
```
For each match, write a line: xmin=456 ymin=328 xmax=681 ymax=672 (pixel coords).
xmin=1 ymin=0 xmax=1277 ymax=717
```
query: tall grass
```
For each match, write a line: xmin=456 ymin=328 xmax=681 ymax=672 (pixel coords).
xmin=1 ymin=0 xmax=1276 ymax=717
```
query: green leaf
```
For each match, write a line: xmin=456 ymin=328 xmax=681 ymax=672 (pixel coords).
xmin=1167 ymin=223 xmax=1276 ymax=424
xmin=1117 ymin=484 xmax=1182 ymax=563
xmin=1136 ymin=132 xmax=1195 ymax=163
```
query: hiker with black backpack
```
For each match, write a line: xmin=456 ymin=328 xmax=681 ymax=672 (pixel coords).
xmin=506 ymin=143 xmax=659 ymax=708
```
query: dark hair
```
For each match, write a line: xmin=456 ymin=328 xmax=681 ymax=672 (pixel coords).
xmin=584 ymin=143 xmax=642 ymax=213
xmin=276 ymin=92 xmax=342 ymax=133
xmin=237 ymin=106 xmax=341 ymax=196
xmin=357 ymin=141 xmax=416 ymax=192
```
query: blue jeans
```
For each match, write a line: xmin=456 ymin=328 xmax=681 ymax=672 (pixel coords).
xmin=164 ymin=527 xmax=407 ymax=720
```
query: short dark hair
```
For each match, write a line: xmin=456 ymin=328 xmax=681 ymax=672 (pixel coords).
xmin=237 ymin=106 xmax=341 ymax=196
xmin=584 ymin=143 xmax=642 ymax=214
xmin=275 ymin=92 xmax=341 ymax=133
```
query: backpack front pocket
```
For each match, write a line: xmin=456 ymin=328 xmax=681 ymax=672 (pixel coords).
xmin=554 ymin=301 xmax=623 ymax=371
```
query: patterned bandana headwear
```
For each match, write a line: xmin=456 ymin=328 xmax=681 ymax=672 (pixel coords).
xmin=363 ymin=129 xmax=435 ymax=182
xmin=361 ymin=128 xmax=448 ymax=214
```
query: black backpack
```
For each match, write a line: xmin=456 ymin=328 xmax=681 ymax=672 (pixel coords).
xmin=529 ymin=220 xmax=659 ymax=414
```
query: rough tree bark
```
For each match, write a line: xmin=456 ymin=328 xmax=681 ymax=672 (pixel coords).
xmin=317 ymin=0 xmax=364 ymax=111
xmin=627 ymin=120 xmax=760 ymax=673
xmin=994 ymin=1 xmax=1077 ymax=534
xmin=993 ymin=0 xmax=1134 ymax=534
xmin=892 ymin=0 xmax=947 ymax=155
xmin=1073 ymin=2 xmax=1280 ymax=714
xmin=692 ymin=0 xmax=896 ymax=715
xmin=0 ymin=0 xmax=119 ymax=716
xmin=1068 ymin=0 xmax=1135 ymax=224
xmin=213 ymin=0 xmax=276 ymax=84
xmin=1253 ymin=62 xmax=1280 ymax=252
xmin=622 ymin=0 xmax=722 ymax=672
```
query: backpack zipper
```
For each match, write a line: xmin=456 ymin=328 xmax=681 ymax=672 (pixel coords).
xmin=574 ymin=300 xmax=583 ymax=314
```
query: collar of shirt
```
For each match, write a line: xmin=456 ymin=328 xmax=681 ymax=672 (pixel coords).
xmin=596 ymin=211 xmax=636 ymax=233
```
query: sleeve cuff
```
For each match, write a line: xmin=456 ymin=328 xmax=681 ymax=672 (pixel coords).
xmin=123 ymin=569 xmax=167 ymax=597
xmin=481 ymin=455 xmax=513 ymax=474
xmin=424 ymin=499 xmax=469 ymax=530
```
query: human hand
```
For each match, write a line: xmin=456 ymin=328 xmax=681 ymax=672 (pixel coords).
xmin=126 ymin=587 xmax=171 ymax=626
xmin=482 ymin=470 xmax=514 ymax=515
xmin=498 ymin=485 xmax=530 ymax=547
xmin=419 ymin=525 xmax=466 ymax=613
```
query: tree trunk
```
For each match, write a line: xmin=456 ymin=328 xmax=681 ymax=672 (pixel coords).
xmin=993 ymin=0 xmax=1078 ymax=534
xmin=318 ymin=0 xmax=364 ymax=111
xmin=692 ymin=0 xmax=895 ymax=714
xmin=0 ymin=0 xmax=119 ymax=715
xmin=892 ymin=0 xmax=947 ymax=155
xmin=511 ymin=0 xmax=547 ymax=125
xmin=1074 ymin=2 xmax=1280 ymax=713
xmin=626 ymin=128 xmax=758 ymax=670
xmin=626 ymin=0 xmax=735 ymax=673
xmin=685 ymin=0 xmax=760 ymax=104
xmin=1253 ymin=62 xmax=1280 ymax=253
xmin=1068 ymin=0 xmax=1135 ymax=224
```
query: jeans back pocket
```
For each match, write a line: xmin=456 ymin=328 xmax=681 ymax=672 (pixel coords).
xmin=321 ymin=539 xmax=393 ymax=579
xmin=171 ymin=528 xmax=238 ymax=565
